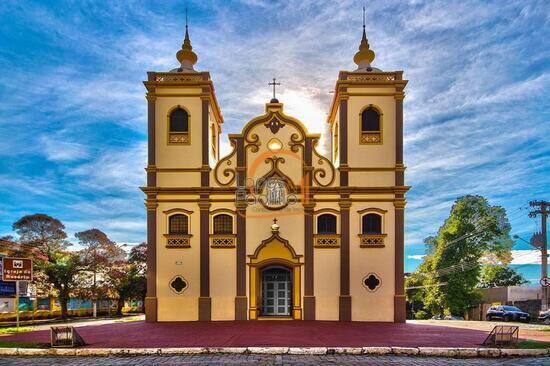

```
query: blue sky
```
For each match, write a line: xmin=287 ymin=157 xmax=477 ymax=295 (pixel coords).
xmin=0 ymin=1 xmax=548 ymax=280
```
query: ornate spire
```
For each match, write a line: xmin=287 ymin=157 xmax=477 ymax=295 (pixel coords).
xmin=353 ymin=6 xmax=376 ymax=72
xmin=175 ymin=8 xmax=198 ymax=72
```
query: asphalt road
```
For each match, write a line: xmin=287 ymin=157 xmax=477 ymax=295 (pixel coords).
xmin=0 ymin=355 xmax=548 ymax=366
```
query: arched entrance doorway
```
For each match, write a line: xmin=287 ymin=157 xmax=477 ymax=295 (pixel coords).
xmin=247 ymin=231 xmax=303 ymax=319
xmin=261 ymin=267 xmax=292 ymax=316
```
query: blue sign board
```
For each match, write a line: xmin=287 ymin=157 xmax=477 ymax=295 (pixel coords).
xmin=0 ymin=280 xmax=16 ymax=296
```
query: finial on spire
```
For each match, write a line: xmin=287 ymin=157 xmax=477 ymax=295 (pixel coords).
xmin=354 ymin=5 xmax=376 ymax=72
xmin=175 ymin=7 xmax=198 ymax=72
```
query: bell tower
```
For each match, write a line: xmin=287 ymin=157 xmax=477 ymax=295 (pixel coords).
xmin=142 ymin=17 xmax=223 ymax=322
xmin=327 ymin=15 xmax=409 ymax=322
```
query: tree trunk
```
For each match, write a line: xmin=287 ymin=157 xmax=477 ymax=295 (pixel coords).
xmin=60 ymin=298 xmax=69 ymax=319
xmin=116 ymin=298 xmax=124 ymax=316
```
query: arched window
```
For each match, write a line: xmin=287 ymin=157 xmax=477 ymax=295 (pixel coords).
xmin=317 ymin=214 xmax=337 ymax=234
xmin=360 ymin=107 xmax=382 ymax=144
xmin=213 ymin=214 xmax=233 ymax=234
xmin=170 ymin=108 xmax=189 ymax=133
xmin=361 ymin=108 xmax=380 ymax=132
xmin=169 ymin=214 xmax=188 ymax=235
xmin=362 ymin=213 xmax=382 ymax=234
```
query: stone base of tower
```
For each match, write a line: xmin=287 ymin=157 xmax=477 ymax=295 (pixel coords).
xmin=394 ymin=295 xmax=406 ymax=323
xmin=145 ymin=296 xmax=158 ymax=323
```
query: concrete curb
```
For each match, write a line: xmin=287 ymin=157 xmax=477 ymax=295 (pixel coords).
xmin=1 ymin=346 xmax=548 ymax=358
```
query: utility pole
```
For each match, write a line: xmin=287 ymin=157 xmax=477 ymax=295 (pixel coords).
xmin=529 ymin=200 xmax=548 ymax=310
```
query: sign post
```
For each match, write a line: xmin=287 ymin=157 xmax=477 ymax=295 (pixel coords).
xmin=2 ymin=258 xmax=33 ymax=330
xmin=15 ymin=281 xmax=19 ymax=330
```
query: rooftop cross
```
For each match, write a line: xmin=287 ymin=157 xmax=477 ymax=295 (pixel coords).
xmin=268 ymin=78 xmax=281 ymax=103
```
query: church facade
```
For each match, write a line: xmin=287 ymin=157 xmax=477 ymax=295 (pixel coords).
xmin=142 ymin=23 xmax=409 ymax=322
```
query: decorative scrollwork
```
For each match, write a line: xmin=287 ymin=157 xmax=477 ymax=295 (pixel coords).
xmin=312 ymin=145 xmax=336 ymax=187
xmin=264 ymin=115 xmax=285 ymax=134
xmin=214 ymin=139 xmax=237 ymax=186
xmin=289 ymin=133 xmax=304 ymax=154
xmin=245 ymin=133 xmax=260 ymax=153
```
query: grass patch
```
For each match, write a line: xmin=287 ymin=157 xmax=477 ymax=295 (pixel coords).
xmin=0 ymin=341 xmax=42 ymax=348
xmin=515 ymin=340 xmax=550 ymax=349
xmin=0 ymin=327 xmax=33 ymax=334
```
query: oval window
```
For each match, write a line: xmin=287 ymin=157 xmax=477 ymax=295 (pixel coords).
xmin=267 ymin=138 xmax=282 ymax=152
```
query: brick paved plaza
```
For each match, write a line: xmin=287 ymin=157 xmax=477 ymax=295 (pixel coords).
xmin=0 ymin=355 xmax=548 ymax=366
xmin=1 ymin=321 xmax=487 ymax=348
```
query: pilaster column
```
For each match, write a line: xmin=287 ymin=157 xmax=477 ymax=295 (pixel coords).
xmin=339 ymin=199 xmax=352 ymax=321
xmin=394 ymin=199 xmax=406 ymax=322
xmin=198 ymin=199 xmax=211 ymax=321
xmin=144 ymin=74 xmax=157 ymax=322
xmin=234 ymin=137 xmax=248 ymax=320
xmin=303 ymin=137 xmax=316 ymax=320
xmin=338 ymin=93 xmax=349 ymax=186
xmin=394 ymin=85 xmax=406 ymax=323
xmin=145 ymin=198 xmax=157 ymax=322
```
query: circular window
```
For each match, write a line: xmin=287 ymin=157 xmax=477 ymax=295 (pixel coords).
xmin=362 ymin=273 xmax=381 ymax=292
xmin=169 ymin=275 xmax=188 ymax=294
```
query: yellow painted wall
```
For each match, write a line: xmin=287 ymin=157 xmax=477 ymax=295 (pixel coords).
xmin=155 ymin=94 xmax=204 ymax=168
xmin=314 ymin=249 xmax=340 ymax=320
xmin=347 ymin=93 xmax=396 ymax=168
xmin=156 ymin=202 xmax=200 ymax=321
xmin=350 ymin=201 xmax=395 ymax=321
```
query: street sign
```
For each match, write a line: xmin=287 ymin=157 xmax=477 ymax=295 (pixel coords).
xmin=2 ymin=257 xmax=33 ymax=281
xmin=541 ymin=277 xmax=550 ymax=287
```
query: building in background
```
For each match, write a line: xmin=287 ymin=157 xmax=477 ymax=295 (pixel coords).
xmin=467 ymin=285 xmax=544 ymax=321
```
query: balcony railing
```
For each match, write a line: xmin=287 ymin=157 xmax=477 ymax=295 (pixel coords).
xmin=360 ymin=131 xmax=382 ymax=144
xmin=358 ymin=234 xmax=387 ymax=248
xmin=169 ymin=132 xmax=189 ymax=144
xmin=210 ymin=234 xmax=236 ymax=248
xmin=314 ymin=234 xmax=341 ymax=248
xmin=164 ymin=234 xmax=192 ymax=248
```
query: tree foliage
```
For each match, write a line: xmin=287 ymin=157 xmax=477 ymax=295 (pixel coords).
xmin=104 ymin=242 xmax=147 ymax=315
xmin=12 ymin=213 xmax=70 ymax=260
xmin=10 ymin=214 xmax=145 ymax=318
xmin=479 ymin=265 xmax=527 ymax=288
xmin=407 ymin=195 xmax=514 ymax=316
xmin=42 ymin=252 xmax=82 ymax=318
xmin=75 ymin=229 xmax=125 ymax=302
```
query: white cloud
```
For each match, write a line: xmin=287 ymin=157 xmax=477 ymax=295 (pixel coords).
xmin=41 ymin=137 xmax=89 ymax=162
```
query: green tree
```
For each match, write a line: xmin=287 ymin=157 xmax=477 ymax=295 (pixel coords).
xmin=413 ymin=196 xmax=513 ymax=316
xmin=42 ymin=252 xmax=82 ymax=318
xmin=479 ymin=265 xmax=527 ymax=288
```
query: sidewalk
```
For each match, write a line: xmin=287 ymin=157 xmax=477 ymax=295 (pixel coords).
xmin=0 ymin=314 xmax=144 ymax=331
